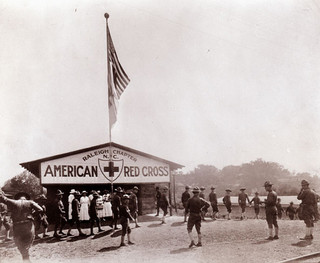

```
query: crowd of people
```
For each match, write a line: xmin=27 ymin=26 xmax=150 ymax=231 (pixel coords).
xmin=0 ymin=179 xmax=319 ymax=261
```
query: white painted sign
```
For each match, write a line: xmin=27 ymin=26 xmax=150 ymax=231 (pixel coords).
xmin=40 ymin=146 xmax=170 ymax=184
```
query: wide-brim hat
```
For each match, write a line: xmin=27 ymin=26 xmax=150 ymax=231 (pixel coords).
xmin=133 ymin=186 xmax=139 ymax=191
xmin=122 ymin=194 xmax=130 ymax=200
xmin=81 ymin=190 xmax=87 ymax=194
xmin=255 ymin=192 xmax=259 ymax=195
xmin=185 ymin=185 xmax=191 ymax=189
xmin=210 ymin=186 xmax=215 ymax=190
xmin=301 ymin=180 xmax=309 ymax=186
xmin=14 ymin=192 xmax=30 ymax=200
xmin=264 ymin=181 xmax=273 ymax=187
xmin=115 ymin=187 xmax=123 ymax=193
xmin=240 ymin=187 xmax=246 ymax=190
xmin=37 ymin=194 xmax=47 ymax=200
xmin=192 ymin=187 xmax=200 ymax=193
xmin=74 ymin=191 xmax=81 ymax=196
xmin=225 ymin=189 xmax=232 ymax=192
xmin=200 ymin=186 xmax=205 ymax=190
xmin=69 ymin=189 xmax=76 ymax=194
xmin=163 ymin=186 xmax=169 ymax=190
xmin=92 ymin=191 xmax=99 ymax=197
xmin=56 ymin=190 xmax=64 ymax=196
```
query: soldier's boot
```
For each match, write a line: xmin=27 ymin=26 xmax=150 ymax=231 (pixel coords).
xmin=120 ymin=235 xmax=126 ymax=246
xmin=128 ymin=234 xmax=134 ymax=245
xmin=188 ymin=232 xmax=195 ymax=248
xmin=300 ymin=227 xmax=311 ymax=240
xmin=273 ymin=227 xmax=279 ymax=239
xmin=266 ymin=228 xmax=273 ymax=240
xmin=43 ymin=228 xmax=49 ymax=238
xmin=310 ymin=227 xmax=314 ymax=239
xmin=196 ymin=234 xmax=202 ymax=247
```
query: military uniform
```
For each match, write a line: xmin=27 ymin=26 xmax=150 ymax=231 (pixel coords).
xmin=186 ymin=187 xmax=210 ymax=247
xmin=0 ymin=203 xmax=11 ymax=239
xmin=297 ymin=180 xmax=316 ymax=239
xmin=209 ymin=187 xmax=219 ymax=219
xmin=111 ymin=188 xmax=123 ymax=230
xmin=250 ymin=194 xmax=261 ymax=219
xmin=0 ymin=192 xmax=42 ymax=261
xmin=159 ymin=187 xmax=169 ymax=223
xmin=181 ymin=186 xmax=191 ymax=222
xmin=67 ymin=191 xmax=85 ymax=236
xmin=89 ymin=192 xmax=103 ymax=235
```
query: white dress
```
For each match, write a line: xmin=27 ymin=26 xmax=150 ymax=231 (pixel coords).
xmin=102 ymin=194 xmax=113 ymax=217
xmin=96 ymin=196 xmax=104 ymax=218
xmin=68 ymin=194 xmax=74 ymax=220
xmin=80 ymin=196 xmax=90 ymax=221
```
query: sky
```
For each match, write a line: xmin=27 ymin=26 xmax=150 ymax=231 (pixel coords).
xmin=1 ymin=0 xmax=320 ymax=186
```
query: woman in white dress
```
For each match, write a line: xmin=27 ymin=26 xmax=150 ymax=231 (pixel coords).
xmin=96 ymin=191 xmax=104 ymax=219
xmin=102 ymin=190 xmax=113 ymax=218
xmin=80 ymin=191 xmax=90 ymax=221
xmin=68 ymin=189 xmax=75 ymax=220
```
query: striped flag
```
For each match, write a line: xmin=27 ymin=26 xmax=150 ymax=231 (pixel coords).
xmin=107 ymin=24 xmax=130 ymax=128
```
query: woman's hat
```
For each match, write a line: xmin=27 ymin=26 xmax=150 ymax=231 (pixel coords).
xmin=70 ymin=189 xmax=76 ymax=194
xmin=122 ymin=194 xmax=130 ymax=200
xmin=56 ymin=190 xmax=64 ymax=196
xmin=81 ymin=190 xmax=87 ymax=194
xmin=74 ymin=191 xmax=81 ymax=196
xmin=14 ymin=192 xmax=31 ymax=200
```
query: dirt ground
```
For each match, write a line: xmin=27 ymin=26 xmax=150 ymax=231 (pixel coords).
xmin=1 ymin=214 xmax=320 ymax=263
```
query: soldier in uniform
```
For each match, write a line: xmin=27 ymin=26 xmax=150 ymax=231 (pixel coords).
xmin=89 ymin=191 xmax=103 ymax=235
xmin=250 ymin=192 xmax=261 ymax=219
xmin=119 ymin=194 xmax=135 ymax=246
xmin=209 ymin=186 xmax=219 ymax=220
xmin=276 ymin=198 xmax=284 ymax=220
xmin=129 ymin=186 xmax=140 ymax=228
xmin=0 ymin=201 xmax=11 ymax=241
xmin=0 ymin=191 xmax=43 ymax=262
xmin=53 ymin=190 xmax=68 ymax=237
xmin=111 ymin=187 xmax=123 ymax=230
xmin=238 ymin=187 xmax=250 ymax=220
xmin=297 ymin=180 xmax=316 ymax=240
xmin=181 ymin=185 xmax=191 ymax=222
xmin=154 ymin=187 xmax=161 ymax=216
xmin=34 ymin=194 xmax=49 ymax=239
xmin=67 ymin=191 xmax=86 ymax=236
xmin=186 ymin=187 xmax=210 ymax=248
xmin=263 ymin=181 xmax=279 ymax=240
xmin=286 ymin=202 xmax=296 ymax=220
xmin=223 ymin=189 xmax=232 ymax=220
xmin=159 ymin=186 xmax=170 ymax=224
xmin=199 ymin=187 xmax=207 ymax=220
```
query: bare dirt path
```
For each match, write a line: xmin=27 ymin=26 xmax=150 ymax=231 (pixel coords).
xmin=1 ymin=215 xmax=319 ymax=263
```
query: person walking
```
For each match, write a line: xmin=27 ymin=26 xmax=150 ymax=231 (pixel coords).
xmin=129 ymin=186 xmax=140 ymax=228
xmin=159 ymin=186 xmax=170 ymax=224
xmin=223 ymin=189 xmax=232 ymax=220
xmin=154 ymin=187 xmax=161 ymax=216
xmin=297 ymin=180 xmax=316 ymax=240
xmin=209 ymin=187 xmax=219 ymax=220
xmin=181 ymin=186 xmax=191 ymax=222
xmin=89 ymin=191 xmax=103 ymax=235
xmin=53 ymin=190 xmax=68 ymax=238
xmin=250 ymin=192 xmax=261 ymax=219
xmin=262 ymin=181 xmax=279 ymax=240
xmin=199 ymin=187 xmax=207 ymax=220
xmin=67 ymin=191 xmax=86 ymax=237
xmin=286 ymin=202 xmax=296 ymax=220
xmin=186 ymin=187 xmax=210 ymax=248
xmin=119 ymin=194 xmax=135 ymax=247
xmin=34 ymin=194 xmax=49 ymax=239
xmin=111 ymin=187 xmax=123 ymax=230
xmin=0 ymin=201 xmax=11 ymax=241
xmin=276 ymin=198 xmax=284 ymax=220
xmin=238 ymin=188 xmax=250 ymax=220
xmin=0 ymin=191 xmax=43 ymax=262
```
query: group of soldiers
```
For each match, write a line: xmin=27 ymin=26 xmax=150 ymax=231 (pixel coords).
xmin=0 ymin=186 xmax=140 ymax=262
xmin=180 ymin=179 xmax=319 ymax=246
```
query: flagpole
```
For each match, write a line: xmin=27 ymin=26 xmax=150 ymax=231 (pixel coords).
xmin=105 ymin=12 xmax=114 ymax=194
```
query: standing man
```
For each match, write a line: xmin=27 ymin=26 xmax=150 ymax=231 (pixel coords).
xmin=159 ymin=186 xmax=170 ymax=224
xmin=111 ymin=187 xmax=123 ymax=230
xmin=119 ymin=194 xmax=135 ymax=246
xmin=0 ymin=191 xmax=43 ymax=262
xmin=89 ymin=191 xmax=103 ymax=235
xmin=154 ymin=187 xmax=161 ymax=216
xmin=199 ymin=187 xmax=207 ymax=220
xmin=286 ymin=202 xmax=296 ymax=220
xmin=263 ymin=181 xmax=279 ymax=240
xmin=34 ymin=194 xmax=49 ymax=239
xmin=181 ymin=186 xmax=191 ymax=222
xmin=223 ymin=189 xmax=232 ymax=220
xmin=238 ymin=187 xmax=250 ymax=220
xmin=67 ymin=191 xmax=86 ymax=236
xmin=53 ymin=190 xmax=68 ymax=238
xmin=0 ymin=201 xmax=11 ymax=241
xmin=186 ymin=187 xmax=210 ymax=248
xmin=209 ymin=186 xmax=219 ymax=220
xmin=250 ymin=192 xmax=261 ymax=219
xmin=129 ymin=186 xmax=140 ymax=228
xmin=297 ymin=180 xmax=316 ymax=240
xmin=276 ymin=198 xmax=284 ymax=220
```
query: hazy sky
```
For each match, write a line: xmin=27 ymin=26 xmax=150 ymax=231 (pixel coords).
xmin=1 ymin=0 xmax=320 ymax=186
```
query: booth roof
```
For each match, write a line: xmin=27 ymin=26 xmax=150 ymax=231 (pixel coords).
xmin=20 ymin=142 xmax=184 ymax=178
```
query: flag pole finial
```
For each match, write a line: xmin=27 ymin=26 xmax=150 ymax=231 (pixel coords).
xmin=104 ymin=13 xmax=109 ymax=19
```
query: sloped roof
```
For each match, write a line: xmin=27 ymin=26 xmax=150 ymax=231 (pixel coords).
xmin=20 ymin=142 xmax=184 ymax=178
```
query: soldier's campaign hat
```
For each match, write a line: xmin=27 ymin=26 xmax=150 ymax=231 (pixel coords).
xmin=240 ymin=187 xmax=246 ymax=190
xmin=185 ymin=185 xmax=190 ymax=189
xmin=115 ymin=187 xmax=123 ymax=193
xmin=211 ymin=186 xmax=215 ymax=190
xmin=200 ymin=186 xmax=205 ymax=190
xmin=74 ymin=191 xmax=81 ymax=196
xmin=264 ymin=181 xmax=273 ymax=187
xmin=37 ymin=194 xmax=47 ymax=200
xmin=122 ymin=194 xmax=130 ymax=200
xmin=225 ymin=189 xmax=232 ymax=192
xmin=133 ymin=186 xmax=139 ymax=191
xmin=163 ymin=186 xmax=169 ymax=190
xmin=192 ymin=187 xmax=200 ymax=193
xmin=301 ymin=180 xmax=309 ymax=186
xmin=69 ymin=189 xmax=76 ymax=194
xmin=14 ymin=192 xmax=31 ymax=200
xmin=56 ymin=190 xmax=64 ymax=196
xmin=290 ymin=201 xmax=294 ymax=204
xmin=92 ymin=191 xmax=99 ymax=197
xmin=255 ymin=192 xmax=259 ymax=195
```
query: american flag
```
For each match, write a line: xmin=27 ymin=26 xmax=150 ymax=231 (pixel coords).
xmin=107 ymin=24 xmax=130 ymax=128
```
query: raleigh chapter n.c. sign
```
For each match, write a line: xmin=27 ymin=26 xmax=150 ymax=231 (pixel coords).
xmin=40 ymin=146 xmax=170 ymax=184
